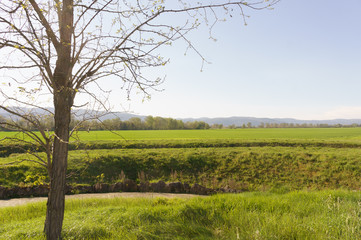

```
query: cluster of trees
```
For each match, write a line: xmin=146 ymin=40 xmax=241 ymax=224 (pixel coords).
xmin=79 ymin=116 xmax=213 ymax=130
xmin=2 ymin=115 xmax=361 ymax=131
xmin=0 ymin=115 xmax=219 ymax=131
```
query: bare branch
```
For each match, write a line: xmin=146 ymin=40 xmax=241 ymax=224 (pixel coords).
xmin=28 ymin=0 xmax=60 ymax=51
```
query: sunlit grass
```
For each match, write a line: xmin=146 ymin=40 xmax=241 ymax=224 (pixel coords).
xmin=3 ymin=128 xmax=361 ymax=142
xmin=1 ymin=190 xmax=361 ymax=239
xmin=68 ymin=128 xmax=361 ymax=141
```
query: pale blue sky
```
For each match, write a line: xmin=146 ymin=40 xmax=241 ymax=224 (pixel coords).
xmin=110 ymin=0 xmax=360 ymax=120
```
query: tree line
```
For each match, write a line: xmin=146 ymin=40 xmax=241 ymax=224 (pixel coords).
xmin=2 ymin=114 xmax=361 ymax=132
xmin=82 ymin=116 xmax=215 ymax=130
xmin=0 ymin=115 xmax=217 ymax=131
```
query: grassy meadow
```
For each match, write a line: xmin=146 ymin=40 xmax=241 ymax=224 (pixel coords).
xmin=2 ymin=127 xmax=361 ymax=141
xmin=2 ymin=190 xmax=361 ymax=239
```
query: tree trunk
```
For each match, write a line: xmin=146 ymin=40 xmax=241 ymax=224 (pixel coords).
xmin=44 ymin=88 xmax=72 ymax=239
xmin=44 ymin=1 xmax=74 ymax=238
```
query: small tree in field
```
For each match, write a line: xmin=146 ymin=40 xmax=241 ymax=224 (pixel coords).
xmin=0 ymin=0 xmax=278 ymax=239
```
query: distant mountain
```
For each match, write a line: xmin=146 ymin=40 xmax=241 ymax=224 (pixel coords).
xmin=179 ymin=116 xmax=361 ymax=127
xmin=102 ymin=113 xmax=361 ymax=127
xmin=0 ymin=107 xmax=51 ymax=119
xmin=97 ymin=111 xmax=146 ymax=121
xmin=2 ymin=107 xmax=361 ymax=127
xmin=0 ymin=107 xmax=145 ymax=121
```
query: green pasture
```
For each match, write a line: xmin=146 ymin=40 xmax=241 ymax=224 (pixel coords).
xmin=1 ymin=190 xmax=361 ymax=239
xmin=2 ymin=127 xmax=361 ymax=142
xmin=71 ymin=128 xmax=361 ymax=141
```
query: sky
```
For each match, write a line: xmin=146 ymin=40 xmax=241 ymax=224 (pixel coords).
xmin=1 ymin=0 xmax=360 ymax=120
xmin=107 ymin=0 xmax=361 ymax=120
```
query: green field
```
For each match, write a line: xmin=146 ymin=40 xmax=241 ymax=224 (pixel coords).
xmin=3 ymin=128 xmax=361 ymax=141
xmin=53 ymin=128 xmax=361 ymax=141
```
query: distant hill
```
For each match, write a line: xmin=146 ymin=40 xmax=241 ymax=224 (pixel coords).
xmin=178 ymin=117 xmax=361 ymax=127
xmin=105 ymin=113 xmax=361 ymax=127
xmin=2 ymin=107 xmax=361 ymax=127
xmin=96 ymin=111 xmax=146 ymax=121
xmin=0 ymin=107 xmax=144 ymax=121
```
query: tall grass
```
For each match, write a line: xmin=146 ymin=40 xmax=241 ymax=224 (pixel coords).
xmin=1 ymin=190 xmax=361 ymax=239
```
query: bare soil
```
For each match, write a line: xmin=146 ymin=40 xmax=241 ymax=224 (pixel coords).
xmin=0 ymin=192 xmax=206 ymax=208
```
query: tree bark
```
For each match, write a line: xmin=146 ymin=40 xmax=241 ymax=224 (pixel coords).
xmin=43 ymin=0 xmax=74 ymax=238
xmin=44 ymin=88 xmax=72 ymax=239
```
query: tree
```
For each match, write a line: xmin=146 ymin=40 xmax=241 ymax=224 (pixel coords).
xmin=0 ymin=0 xmax=279 ymax=238
xmin=128 ymin=117 xmax=143 ymax=130
xmin=144 ymin=115 xmax=155 ymax=129
xmin=211 ymin=123 xmax=223 ymax=129
xmin=153 ymin=116 xmax=168 ymax=130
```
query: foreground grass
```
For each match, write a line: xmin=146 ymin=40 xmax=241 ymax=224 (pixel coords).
xmin=1 ymin=190 xmax=361 ymax=239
